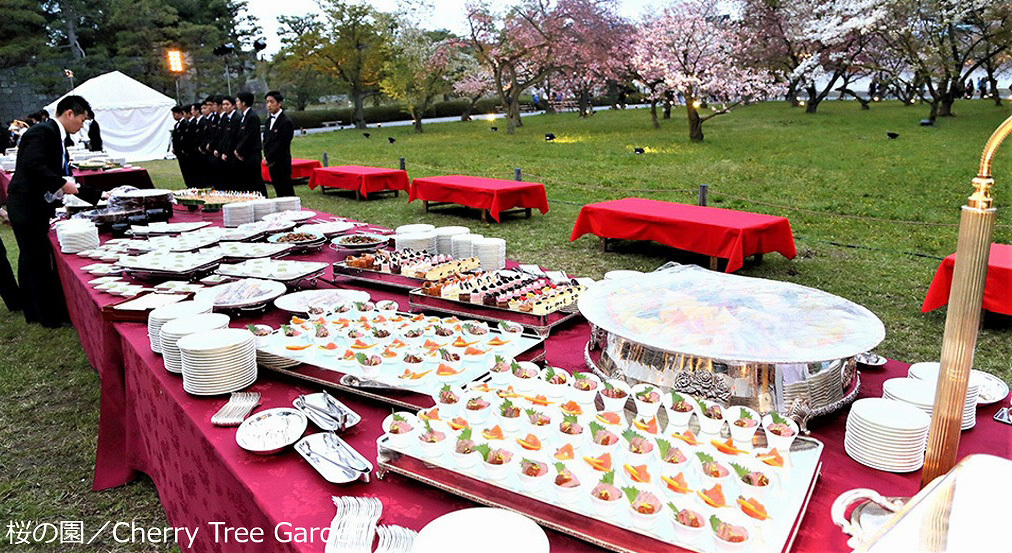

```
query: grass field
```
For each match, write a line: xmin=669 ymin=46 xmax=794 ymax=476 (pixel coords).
xmin=1 ymin=99 xmax=1010 ymax=551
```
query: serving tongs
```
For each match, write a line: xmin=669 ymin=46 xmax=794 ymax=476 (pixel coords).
xmin=293 ymin=390 xmax=363 ymax=432
xmin=297 ymin=431 xmax=373 ymax=484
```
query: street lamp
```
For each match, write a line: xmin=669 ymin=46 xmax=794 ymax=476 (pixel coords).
xmin=64 ymin=69 xmax=75 ymax=90
xmin=167 ymin=49 xmax=185 ymax=104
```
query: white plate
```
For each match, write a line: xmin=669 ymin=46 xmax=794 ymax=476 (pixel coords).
xmin=411 ymin=508 xmax=549 ymax=553
xmin=273 ymin=289 xmax=371 ymax=314
xmin=848 ymin=398 xmax=930 ymax=432
xmin=235 ymin=408 xmax=307 ymax=454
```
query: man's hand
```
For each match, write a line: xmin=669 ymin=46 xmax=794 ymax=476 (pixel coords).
xmin=0 ymin=208 xmax=9 ymax=226
xmin=60 ymin=179 xmax=79 ymax=195
xmin=234 ymin=151 xmax=244 ymax=162
xmin=213 ymin=150 xmax=219 ymax=157
xmin=266 ymin=162 xmax=274 ymax=168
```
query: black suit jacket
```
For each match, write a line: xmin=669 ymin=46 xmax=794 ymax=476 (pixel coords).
xmin=234 ymin=109 xmax=262 ymax=165
xmin=263 ymin=111 xmax=294 ymax=165
xmin=201 ymin=113 xmax=219 ymax=153
xmin=171 ymin=119 xmax=187 ymax=155
xmin=7 ymin=120 xmax=100 ymax=221
xmin=88 ymin=119 xmax=103 ymax=151
xmin=186 ymin=117 xmax=204 ymax=156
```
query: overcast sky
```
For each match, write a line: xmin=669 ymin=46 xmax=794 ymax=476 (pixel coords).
xmin=245 ymin=0 xmax=660 ymax=56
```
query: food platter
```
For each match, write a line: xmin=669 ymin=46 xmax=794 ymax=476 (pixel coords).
xmin=209 ymin=241 xmax=295 ymax=260
xmin=332 ymin=233 xmax=389 ymax=250
xmin=408 ymin=288 xmax=583 ymax=337
xmin=216 ymin=259 xmax=328 ymax=285
xmin=236 ymin=408 xmax=308 ymax=454
xmin=194 ymin=278 xmax=288 ymax=310
xmin=273 ymin=289 xmax=371 ymax=314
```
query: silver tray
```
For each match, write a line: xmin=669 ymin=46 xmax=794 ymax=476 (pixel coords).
xmin=296 ymin=432 xmax=372 ymax=484
xmin=407 ymin=289 xmax=582 ymax=337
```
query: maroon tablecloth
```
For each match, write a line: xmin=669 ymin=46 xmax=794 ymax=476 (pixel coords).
xmin=261 ymin=159 xmax=321 ymax=182
xmin=408 ymin=175 xmax=550 ymax=222
xmin=570 ymin=198 xmax=797 ymax=272
xmin=921 ymin=243 xmax=1012 ymax=315
xmin=0 ymin=170 xmax=10 ymax=204
xmin=308 ymin=166 xmax=409 ymax=198
xmin=52 ymin=209 xmax=1010 ymax=552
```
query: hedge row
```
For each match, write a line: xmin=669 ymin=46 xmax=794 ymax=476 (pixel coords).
xmin=286 ymin=93 xmax=648 ymax=129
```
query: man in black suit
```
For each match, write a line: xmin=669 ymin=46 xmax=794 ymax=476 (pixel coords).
xmin=211 ymin=95 xmax=236 ymax=190
xmin=233 ymin=91 xmax=267 ymax=196
xmin=0 ymin=207 xmax=21 ymax=312
xmin=201 ymin=96 xmax=221 ymax=188
xmin=7 ymin=95 xmax=102 ymax=327
xmin=170 ymin=105 xmax=190 ymax=185
xmin=186 ymin=103 xmax=206 ymax=186
xmin=86 ymin=109 xmax=103 ymax=151
xmin=263 ymin=90 xmax=295 ymax=197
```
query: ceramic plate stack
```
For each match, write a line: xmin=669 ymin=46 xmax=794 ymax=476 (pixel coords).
xmin=908 ymin=361 xmax=999 ymax=406
xmin=274 ymin=196 xmax=301 ymax=212
xmin=395 ymin=231 xmax=437 ymax=254
xmin=223 ymin=202 xmax=255 ymax=227
xmin=782 ymin=360 xmax=845 ymax=409
xmin=473 ymin=237 xmax=506 ymax=270
xmin=891 ymin=372 xmax=981 ymax=430
xmin=844 ymin=397 xmax=930 ymax=472
xmin=147 ymin=300 xmax=213 ymax=353
xmin=434 ymin=226 xmax=470 ymax=255
xmin=177 ymin=328 xmax=257 ymax=396
xmin=56 ymin=220 xmax=100 ymax=253
xmin=159 ymin=313 xmax=230 ymax=374
xmin=395 ymin=223 xmax=435 ymax=235
xmin=251 ymin=199 xmax=275 ymax=222
xmin=451 ymin=233 xmax=482 ymax=259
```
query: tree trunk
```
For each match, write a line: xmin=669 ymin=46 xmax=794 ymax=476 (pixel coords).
xmin=413 ymin=116 xmax=423 ymax=133
xmin=663 ymin=93 xmax=672 ymax=119
xmin=838 ymin=87 xmax=871 ymax=110
xmin=988 ymin=76 xmax=1002 ymax=107
xmin=686 ymin=97 xmax=703 ymax=142
xmin=804 ymin=85 xmax=820 ymax=114
xmin=460 ymin=97 xmax=477 ymax=121
xmin=506 ymin=95 xmax=521 ymax=134
xmin=938 ymin=93 xmax=956 ymax=117
xmin=578 ymin=91 xmax=591 ymax=118
xmin=352 ymin=91 xmax=366 ymax=129
xmin=649 ymin=99 xmax=659 ymax=129
xmin=786 ymin=81 xmax=800 ymax=106
xmin=928 ymin=100 xmax=940 ymax=122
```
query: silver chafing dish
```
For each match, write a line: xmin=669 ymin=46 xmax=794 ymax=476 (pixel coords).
xmin=579 ymin=264 xmax=886 ymax=430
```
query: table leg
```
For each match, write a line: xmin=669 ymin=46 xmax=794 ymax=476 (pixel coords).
xmin=754 ymin=253 xmax=764 ymax=264
xmin=709 ymin=256 xmax=719 ymax=271
xmin=600 ymin=237 xmax=609 ymax=253
xmin=394 ymin=190 xmax=400 ymax=197
xmin=355 ymin=191 xmax=361 ymax=201
xmin=525 ymin=208 xmax=531 ymax=218
xmin=481 ymin=210 xmax=488 ymax=223
xmin=423 ymin=201 xmax=429 ymax=213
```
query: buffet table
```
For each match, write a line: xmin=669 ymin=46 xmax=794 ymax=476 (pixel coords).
xmin=2 ymin=167 xmax=154 ymax=203
xmin=570 ymin=198 xmax=797 ymax=273
xmin=51 ymin=208 xmax=1009 ymax=553
xmin=408 ymin=175 xmax=550 ymax=222
xmin=921 ymin=243 xmax=1012 ymax=315
xmin=261 ymin=159 xmax=322 ymax=183
xmin=308 ymin=165 xmax=409 ymax=199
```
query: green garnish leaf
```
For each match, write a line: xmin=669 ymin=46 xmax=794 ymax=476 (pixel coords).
xmin=510 ymin=360 xmax=521 ymax=371
xmin=636 ymin=386 xmax=654 ymax=399
xmin=695 ymin=451 xmax=715 ymax=464
xmin=770 ymin=411 xmax=787 ymax=425
xmin=621 ymin=428 xmax=642 ymax=443
xmin=458 ymin=428 xmax=472 ymax=441
xmin=392 ymin=413 xmax=406 ymax=422
xmin=668 ymin=502 xmax=682 ymax=516
xmin=524 ymin=407 xmax=536 ymax=417
xmin=423 ymin=419 xmax=433 ymax=433
xmin=739 ymin=408 xmax=753 ymax=420
xmin=671 ymin=391 xmax=685 ymax=404
xmin=563 ymin=414 xmax=578 ymax=425
xmin=573 ymin=372 xmax=588 ymax=380
xmin=494 ymin=354 xmax=504 ymax=363
xmin=589 ymin=421 xmax=605 ymax=436
xmin=710 ymin=514 xmax=723 ymax=532
xmin=554 ymin=462 xmax=567 ymax=474
xmin=473 ymin=443 xmax=491 ymax=462
xmin=730 ymin=462 xmax=749 ymax=479
xmin=500 ymin=398 xmax=515 ymax=416
xmin=655 ymin=438 xmax=671 ymax=458
xmin=544 ymin=366 xmax=556 ymax=380
xmin=355 ymin=352 xmax=368 ymax=364
xmin=440 ymin=384 xmax=451 ymax=393
xmin=604 ymin=381 xmax=616 ymax=390
xmin=621 ymin=486 xmax=640 ymax=504
xmin=601 ymin=470 xmax=615 ymax=485
xmin=694 ymin=397 xmax=708 ymax=412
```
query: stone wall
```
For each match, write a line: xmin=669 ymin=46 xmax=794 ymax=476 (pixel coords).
xmin=0 ymin=69 xmax=56 ymax=123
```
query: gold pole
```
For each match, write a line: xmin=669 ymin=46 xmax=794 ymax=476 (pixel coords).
xmin=920 ymin=114 xmax=1011 ymax=487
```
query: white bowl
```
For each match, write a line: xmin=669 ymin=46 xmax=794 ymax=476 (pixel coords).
xmin=762 ymin=413 xmax=799 ymax=452
xmin=539 ymin=366 xmax=571 ymax=400
xmin=569 ymin=372 xmax=602 ymax=405
xmin=600 ymin=379 xmax=632 ymax=412
xmin=710 ymin=511 xmax=754 ymax=553
xmin=663 ymin=391 xmax=698 ymax=429
xmin=631 ymin=383 xmax=664 ymax=418
xmin=727 ymin=406 xmax=761 ymax=446
xmin=697 ymin=399 xmax=727 ymax=435
xmin=517 ymin=458 xmax=551 ymax=493
xmin=382 ymin=412 xmax=420 ymax=448
xmin=481 ymin=443 xmax=518 ymax=481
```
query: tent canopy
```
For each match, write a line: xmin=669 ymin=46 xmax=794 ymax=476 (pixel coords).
xmin=46 ymin=71 xmax=175 ymax=162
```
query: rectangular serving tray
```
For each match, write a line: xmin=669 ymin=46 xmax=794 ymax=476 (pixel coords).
xmin=331 ymin=262 xmax=429 ymax=291
xmin=407 ymin=289 xmax=582 ymax=336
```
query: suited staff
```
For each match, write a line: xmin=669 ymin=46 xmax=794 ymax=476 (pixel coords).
xmin=200 ymin=96 xmax=221 ymax=188
xmin=185 ymin=103 xmax=206 ymax=185
xmin=263 ymin=90 xmax=295 ymax=197
xmin=6 ymin=95 xmax=102 ymax=327
xmin=232 ymin=91 xmax=267 ymax=197
xmin=170 ymin=105 xmax=191 ymax=186
xmin=213 ymin=95 xmax=239 ymax=190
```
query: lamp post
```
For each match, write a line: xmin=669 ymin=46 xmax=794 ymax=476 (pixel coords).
xmin=64 ymin=69 xmax=75 ymax=91
xmin=167 ymin=49 xmax=185 ymax=104
xmin=920 ymin=113 xmax=1012 ymax=486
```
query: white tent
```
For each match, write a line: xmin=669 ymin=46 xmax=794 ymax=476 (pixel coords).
xmin=45 ymin=71 xmax=175 ymax=162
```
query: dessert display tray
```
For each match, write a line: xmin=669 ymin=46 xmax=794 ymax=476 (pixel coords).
xmin=376 ymin=435 xmax=823 ymax=553
xmin=332 ymin=262 xmax=429 ymax=291
xmin=408 ymin=289 xmax=582 ymax=336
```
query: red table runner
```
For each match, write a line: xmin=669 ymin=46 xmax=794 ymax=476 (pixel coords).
xmin=570 ymin=198 xmax=797 ymax=272
xmin=308 ymin=165 xmax=409 ymax=198
xmin=261 ymin=158 xmax=321 ymax=182
xmin=408 ymin=175 xmax=549 ymax=222
xmin=51 ymin=208 xmax=1009 ymax=552
xmin=921 ymin=243 xmax=1012 ymax=315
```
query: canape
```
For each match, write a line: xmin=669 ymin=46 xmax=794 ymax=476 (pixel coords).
xmin=552 ymin=462 xmax=582 ymax=505
xmin=631 ymin=384 xmax=663 ymax=418
xmin=497 ymin=398 xmax=523 ymax=433
xmin=417 ymin=420 xmax=447 ymax=459
xmin=669 ymin=501 xmax=707 ymax=543
xmin=518 ymin=457 xmax=550 ymax=493
xmin=488 ymin=355 xmax=514 ymax=386
xmin=622 ymin=429 xmax=655 ymax=464
xmin=539 ymin=366 xmax=571 ymax=400
xmin=696 ymin=452 xmax=732 ymax=488
xmin=762 ymin=412 xmax=799 ymax=452
xmin=463 ymin=393 xmax=493 ymax=425
xmin=710 ymin=513 xmax=752 ymax=552
xmin=663 ymin=391 xmax=697 ymax=428
xmin=590 ymin=470 xmax=624 ymax=516
xmin=569 ymin=372 xmax=601 ymax=405
xmin=731 ymin=462 xmax=773 ymax=501
xmin=623 ymin=486 xmax=663 ymax=531
xmin=510 ymin=361 xmax=541 ymax=395
xmin=525 ymin=408 xmax=553 ymax=442
xmin=382 ymin=412 xmax=419 ymax=448
xmin=696 ymin=398 xmax=726 ymax=435
xmin=476 ymin=443 xmax=516 ymax=481
xmin=587 ymin=421 xmax=619 ymax=457
xmin=656 ymin=438 xmax=690 ymax=469
xmin=729 ymin=406 xmax=761 ymax=446
xmin=599 ymin=380 xmax=631 ymax=412
xmin=452 ymin=428 xmax=479 ymax=469
xmin=354 ymin=352 xmax=383 ymax=379
xmin=558 ymin=414 xmax=587 ymax=445
xmin=432 ymin=384 xmax=463 ymax=418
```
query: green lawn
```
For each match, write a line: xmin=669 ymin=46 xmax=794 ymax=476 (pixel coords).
xmin=1 ymin=99 xmax=1010 ymax=551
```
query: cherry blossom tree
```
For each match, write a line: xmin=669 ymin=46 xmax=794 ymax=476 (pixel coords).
xmin=631 ymin=0 xmax=783 ymax=141
xmin=452 ymin=52 xmax=495 ymax=121
xmin=381 ymin=27 xmax=462 ymax=133
xmin=551 ymin=1 xmax=631 ymax=117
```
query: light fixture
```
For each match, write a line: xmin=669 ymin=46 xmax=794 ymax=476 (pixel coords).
xmin=545 ymin=133 xmax=555 ymax=141
xmin=167 ymin=50 xmax=184 ymax=73
xmin=921 ymin=113 xmax=1012 ymax=486
xmin=799 ymin=100 xmax=807 ymax=107
xmin=388 ymin=137 xmax=395 ymax=144
xmin=692 ymin=100 xmax=701 ymax=109
xmin=634 ymin=147 xmax=645 ymax=154
xmin=63 ymin=69 xmax=74 ymax=79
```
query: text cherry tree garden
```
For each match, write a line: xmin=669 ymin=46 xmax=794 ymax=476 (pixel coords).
xmin=632 ymin=0 xmax=783 ymax=141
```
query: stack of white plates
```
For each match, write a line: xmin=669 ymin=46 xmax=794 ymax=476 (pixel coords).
xmin=888 ymin=374 xmax=980 ymax=431
xmin=159 ymin=313 xmax=230 ymax=374
xmin=274 ymin=196 xmax=301 ymax=212
xmin=434 ymin=226 xmax=470 ymax=255
xmin=844 ymin=397 xmax=930 ymax=472
xmin=177 ymin=328 xmax=257 ymax=396
xmin=451 ymin=233 xmax=481 ymax=259
xmin=908 ymin=361 xmax=993 ymax=406
xmin=223 ymin=202 xmax=255 ymax=227
xmin=251 ymin=199 xmax=275 ymax=221
xmin=395 ymin=231 xmax=438 ymax=253
xmin=147 ymin=300 xmax=213 ymax=353
xmin=56 ymin=220 xmax=100 ymax=253
xmin=473 ymin=237 xmax=506 ymax=270
xmin=395 ymin=223 xmax=435 ymax=235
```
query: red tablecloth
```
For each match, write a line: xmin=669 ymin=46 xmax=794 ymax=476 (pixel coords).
xmin=0 ymin=170 xmax=9 ymax=204
xmin=261 ymin=159 xmax=321 ymax=182
xmin=52 ymin=210 xmax=1009 ymax=553
xmin=408 ymin=175 xmax=549 ymax=222
xmin=921 ymin=243 xmax=1012 ymax=315
xmin=570 ymin=198 xmax=797 ymax=273
xmin=308 ymin=165 xmax=409 ymax=198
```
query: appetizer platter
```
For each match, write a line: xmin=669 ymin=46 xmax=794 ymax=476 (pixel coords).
xmin=142 ymin=227 xmax=225 ymax=252
xmin=408 ymin=270 xmax=585 ymax=336
xmin=333 ymin=248 xmax=481 ymax=290
xmin=173 ymin=189 xmax=264 ymax=211
xmin=215 ymin=259 xmax=328 ymax=286
xmin=193 ymin=278 xmax=288 ymax=311
xmin=118 ymin=251 xmax=223 ymax=280
xmin=206 ymin=241 xmax=295 ymax=261
xmin=331 ymin=233 xmax=390 ymax=250
xmin=272 ymin=289 xmax=371 ymax=315
xmin=267 ymin=231 xmax=327 ymax=252
xmin=254 ymin=303 xmax=546 ymax=409
xmin=377 ymin=387 xmax=823 ymax=553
